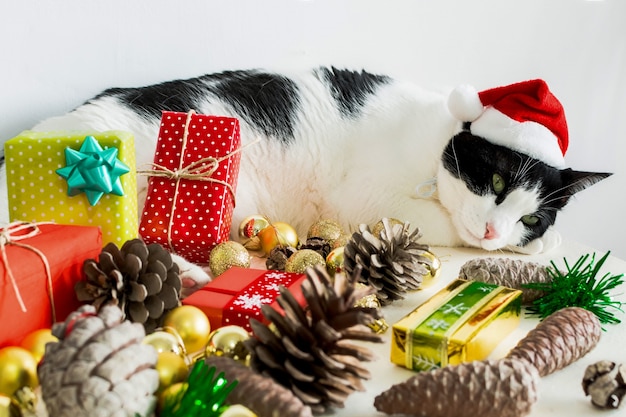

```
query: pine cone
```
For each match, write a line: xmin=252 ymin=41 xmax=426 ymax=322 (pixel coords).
xmin=582 ymin=360 xmax=626 ymax=409
xmin=374 ymin=358 xmax=539 ymax=417
xmin=244 ymin=266 xmax=383 ymax=414
xmin=343 ymin=218 xmax=431 ymax=305
xmin=459 ymin=257 xmax=549 ymax=304
xmin=506 ymin=306 xmax=602 ymax=377
xmin=299 ymin=237 xmax=332 ymax=259
xmin=205 ymin=356 xmax=313 ymax=417
xmin=266 ymin=246 xmax=298 ymax=271
xmin=77 ymin=239 xmax=182 ymax=332
xmin=38 ymin=304 xmax=159 ymax=417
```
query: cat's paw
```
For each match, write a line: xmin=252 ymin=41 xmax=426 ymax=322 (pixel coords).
xmin=508 ymin=228 xmax=562 ymax=255
xmin=171 ymin=253 xmax=213 ymax=298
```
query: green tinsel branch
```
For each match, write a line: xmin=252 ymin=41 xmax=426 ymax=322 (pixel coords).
xmin=524 ymin=251 xmax=624 ymax=326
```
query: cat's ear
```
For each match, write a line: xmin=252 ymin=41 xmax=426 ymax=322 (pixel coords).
xmin=559 ymin=168 xmax=612 ymax=202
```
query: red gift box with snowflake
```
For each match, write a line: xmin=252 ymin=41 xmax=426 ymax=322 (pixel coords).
xmin=182 ymin=267 xmax=307 ymax=332
xmin=138 ymin=110 xmax=241 ymax=263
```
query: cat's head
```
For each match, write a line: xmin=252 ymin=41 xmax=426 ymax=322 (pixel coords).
xmin=437 ymin=131 xmax=611 ymax=251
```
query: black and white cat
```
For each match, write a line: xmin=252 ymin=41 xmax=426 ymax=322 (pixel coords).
xmin=0 ymin=68 xmax=610 ymax=277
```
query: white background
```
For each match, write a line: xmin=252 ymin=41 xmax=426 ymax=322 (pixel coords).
xmin=1 ymin=0 xmax=624 ymax=259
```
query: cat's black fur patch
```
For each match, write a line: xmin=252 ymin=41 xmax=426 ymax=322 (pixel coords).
xmin=209 ymin=70 xmax=300 ymax=143
xmin=318 ymin=67 xmax=390 ymax=117
xmin=442 ymin=131 xmax=610 ymax=245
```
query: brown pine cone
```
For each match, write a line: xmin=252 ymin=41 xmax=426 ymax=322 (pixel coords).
xmin=76 ymin=239 xmax=182 ymax=332
xmin=299 ymin=237 xmax=332 ymax=259
xmin=459 ymin=257 xmax=549 ymax=304
xmin=374 ymin=358 xmax=539 ymax=417
xmin=244 ymin=266 xmax=383 ymax=414
xmin=507 ymin=306 xmax=602 ymax=377
xmin=205 ymin=356 xmax=313 ymax=417
xmin=38 ymin=304 xmax=159 ymax=417
xmin=266 ymin=246 xmax=298 ymax=271
xmin=582 ymin=360 xmax=626 ymax=409
xmin=343 ymin=218 xmax=431 ymax=305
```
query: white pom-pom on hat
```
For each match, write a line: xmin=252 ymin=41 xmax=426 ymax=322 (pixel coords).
xmin=447 ymin=84 xmax=484 ymax=122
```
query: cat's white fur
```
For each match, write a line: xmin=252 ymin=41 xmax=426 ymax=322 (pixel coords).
xmin=0 ymin=71 xmax=561 ymax=289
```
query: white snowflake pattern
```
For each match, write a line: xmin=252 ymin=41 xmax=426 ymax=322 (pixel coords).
xmin=264 ymin=272 xmax=287 ymax=279
xmin=413 ymin=355 xmax=440 ymax=371
xmin=441 ymin=302 xmax=469 ymax=316
xmin=232 ymin=293 xmax=273 ymax=310
xmin=426 ymin=319 xmax=450 ymax=331
xmin=263 ymin=282 xmax=281 ymax=292
xmin=478 ymin=285 xmax=495 ymax=292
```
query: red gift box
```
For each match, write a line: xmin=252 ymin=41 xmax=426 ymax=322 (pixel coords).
xmin=139 ymin=111 xmax=241 ymax=263
xmin=0 ymin=222 xmax=102 ymax=347
xmin=182 ymin=268 xmax=306 ymax=333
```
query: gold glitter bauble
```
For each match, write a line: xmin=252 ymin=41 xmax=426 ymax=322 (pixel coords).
xmin=257 ymin=222 xmax=299 ymax=255
xmin=19 ymin=328 xmax=57 ymax=363
xmin=326 ymin=246 xmax=345 ymax=276
xmin=205 ymin=325 xmax=250 ymax=363
xmin=143 ymin=330 xmax=185 ymax=357
xmin=209 ymin=241 xmax=251 ymax=277
xmin=371 ymin=218 xmax=404 ymax=238
xmin=285 ymin=249 xmax=326 ymax=274
xmin=238 ymin=215 xmax=271 ymax=251
xmin=155 ymin=352 xmax=189 ymax=393
xmin=163 ymin=305 xmax=211 ymax=354
xmin=0 ymin=347 xmax=38 ymax=397
xmin=307 ymin=219 xmax=345 ymax=246
xmin=331 ymin=233 xmax=351 ymax=249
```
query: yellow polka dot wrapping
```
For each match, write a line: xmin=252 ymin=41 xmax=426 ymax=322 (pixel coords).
xmin=4 ymin=131 xmax=138 ymax=246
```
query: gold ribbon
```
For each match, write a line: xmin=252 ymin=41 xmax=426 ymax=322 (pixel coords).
xmin=137 ymin=110 xmax=258 ymax=253
xmin=0 ymin=221 xmax=57 ymax=323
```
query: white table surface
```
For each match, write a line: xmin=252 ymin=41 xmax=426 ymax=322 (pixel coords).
xmin=323 ymin=241 xmax=626 ymax=417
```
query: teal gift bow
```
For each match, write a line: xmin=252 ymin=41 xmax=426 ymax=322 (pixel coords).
xmin=56 ymin=135 xmax=130 ymax=205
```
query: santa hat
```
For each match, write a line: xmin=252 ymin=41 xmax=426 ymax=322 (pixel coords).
xmin=447 ymin=79 xmax=568 ymax=167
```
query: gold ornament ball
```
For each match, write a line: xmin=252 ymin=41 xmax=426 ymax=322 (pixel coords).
xmin=163 ymin=306 xmax=211 ymax=354
xmin=257 ymin=222 xmax=299 ymax=255
xmin=0 ymin=395 xmax=11 ymax=417
xmin=331 ymin=233 xmax=351 ymax=249
xmin=285 ymin=249 xmax=326 ymax=274
xmin=307 ymin=219 xmax=345 ymax=246
xmin=238 ymin=215 xmax=271 ymax=239
xmin=0 ymin=347 xmax=38 ymax=397
xmin=157 ymin=382 xmax=188 ymax=413
xmin=205 ymin=325 xmax=250 ymax=362
xmin=420 ymin=250 xmax=442 ymax=288
xmin=143 ymin=330 xmax=185 ymax=357
xmin=326 ymin=246 xmax=345 ymax=276
xmin=220 ymin=404 xmax=258 ymax=417
xmin=19 ymin=328 xmax=57 ymax=363
xmin=209 ymin=241 xmax=251 ymax=277
xmin=155 ymin=352 xmax=189 ymax=393
xmin=371 ymin=218 xmax=404 ymax=238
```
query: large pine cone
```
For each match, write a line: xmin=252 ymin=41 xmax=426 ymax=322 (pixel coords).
xmin=343 ymin=218 xmax=431 ymax=305
xmin=38 ymin=304 xmax=159 ymax=417
xmin=244 ymin=266 xmax=383 ymax=414
xmin=459 ymin=257 xmax=549 ymax=304
xmin=374 ymin=358 xmax=540 ymax=417
xmin=76 ymin=238 xmax=182 ymax=332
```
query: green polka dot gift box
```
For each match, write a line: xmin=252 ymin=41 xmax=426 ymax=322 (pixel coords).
xmin=4 ymin=130 xmax=138 ymax=245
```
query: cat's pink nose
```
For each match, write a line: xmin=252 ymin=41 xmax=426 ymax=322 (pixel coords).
xmin=484 ymin=223 xmax=499 ymax=240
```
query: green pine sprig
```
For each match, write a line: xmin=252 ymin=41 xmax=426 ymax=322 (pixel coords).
xmin=160 ymin=360 xmax=238 ymax=417
xmin=524 ymin=251 xmax=624 ymax=326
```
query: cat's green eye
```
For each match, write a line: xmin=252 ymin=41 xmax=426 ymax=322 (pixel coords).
xmin=521 ymin=214 xmax=540 ymax=226
xmin=492 ymin=173 xmax=505 ymax=194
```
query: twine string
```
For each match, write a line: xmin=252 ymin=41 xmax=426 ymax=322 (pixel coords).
xmin=0 ymin=221 xmax=57 ymax=322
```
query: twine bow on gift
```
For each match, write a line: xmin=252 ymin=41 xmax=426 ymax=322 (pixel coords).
xmin=0 ymin=222 xmax=57 ymax=322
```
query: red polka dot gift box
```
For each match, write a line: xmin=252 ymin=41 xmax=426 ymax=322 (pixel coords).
xmin=182 ymin=267 xmax=307 ymax=333
xmin=139 ymin=111 xmax=241 ymax=264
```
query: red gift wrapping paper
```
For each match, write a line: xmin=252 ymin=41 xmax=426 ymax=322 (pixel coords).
xmin=0 ymin=223 xmax=102 ymax=347
xmin=139 ymin=111 xmax=241 ymax=263
xmin=182 ymin=268 xmax=306 ymax=333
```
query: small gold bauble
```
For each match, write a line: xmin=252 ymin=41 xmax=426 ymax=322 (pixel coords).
xmin=157 ymin=381 xmax=188 ymax=413
xmin=0 ymin=347 xmax=38 ymax=397
xmin=205 ymin=325 xmax=250 ymax=363
xmin=371 ymin=218 xmax=404 ymax=238
xmin=420 ymin=250 xmax=442 ymax=288
xmin=155 ymin=352 xmax=189 ymax=393
xmin=0 ymin=395 xmax=11 ymax=417
xmin=331 ymin=233 xmax=351 ymax=249
xmin=143 ymin=330 xmax=185 ymax=357
xmin=307 ymin=219 xmax=345 ymax=246
xmin=257 ymin=222 xmax=299 ymax=255
xmin=220 ymin=404 xmax=258 ymax=417
xmin=19 ymin=328 xmax=57 ymax=363
xmin=209 ymin=241 xmax=251 ymax=277
xmin=285 ymin=249 xmax=326 ymax=274
xmin=163 ymin=306 xmax=211 ymax=354
xmin=326 ymin=246 xmax=345 ymax=276
xmin=238 ymin=215 xmax=271 ymax=251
